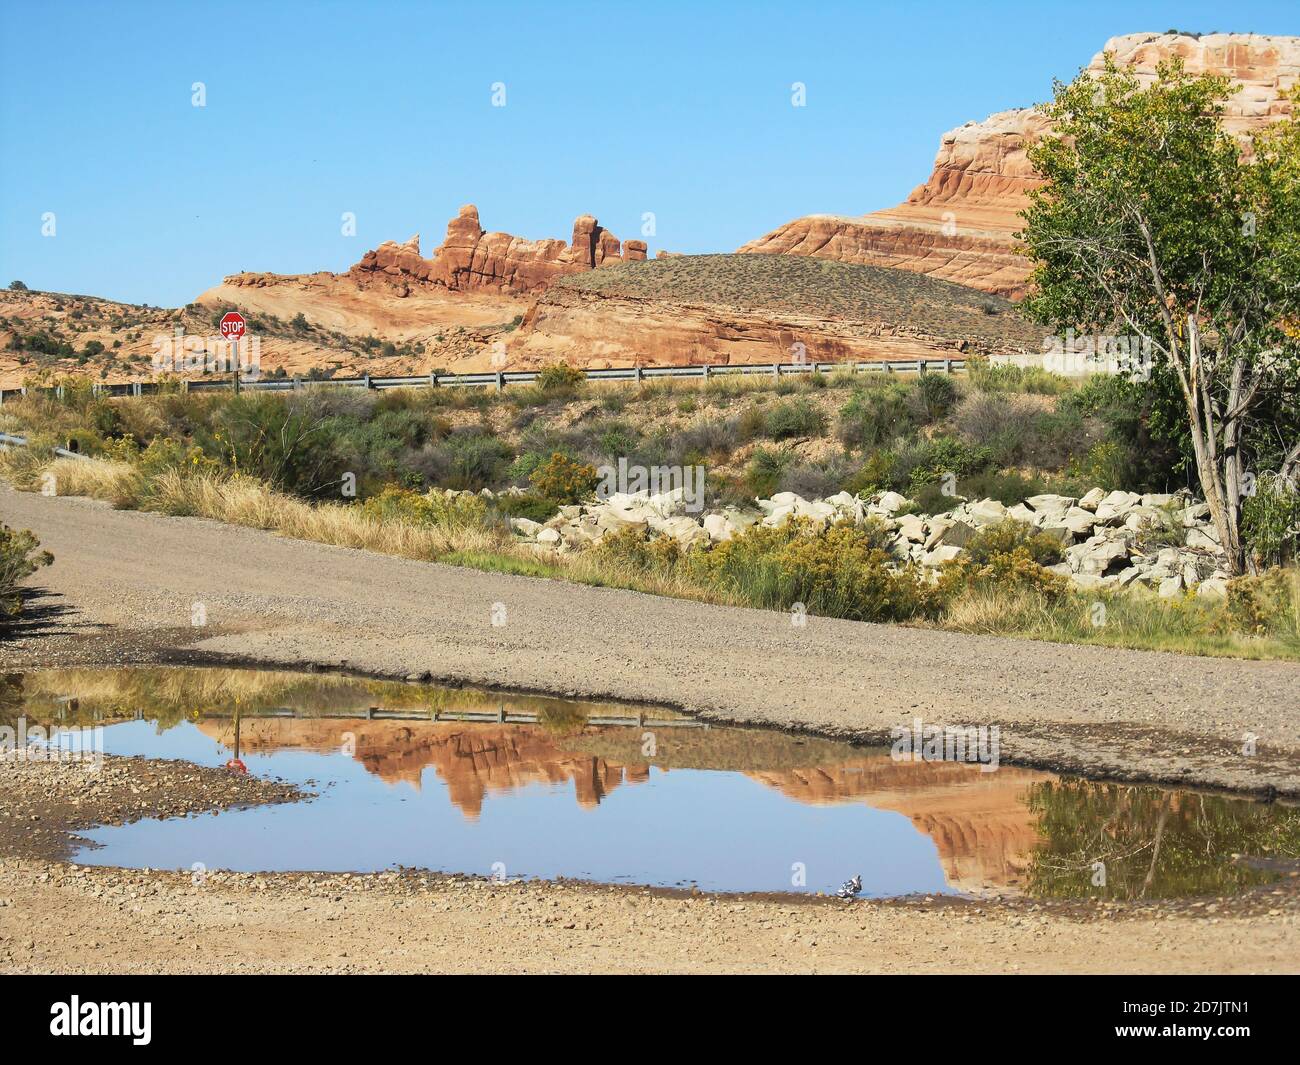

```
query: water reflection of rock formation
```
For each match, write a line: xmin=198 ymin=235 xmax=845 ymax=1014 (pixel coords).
xmin=198 ymin=719 xmax=645 ymax=816
xmin=749 ymin=760 xmax=1050 ymax=894
xmin=197 ymin=718 xmax=1049 ymax=890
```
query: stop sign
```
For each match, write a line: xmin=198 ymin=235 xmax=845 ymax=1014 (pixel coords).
xmin=219 ymin=311 xmax=246 ymax=340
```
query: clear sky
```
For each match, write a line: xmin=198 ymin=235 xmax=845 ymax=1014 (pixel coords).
xmin=1 ymin=0 xmax=1295 ymax=307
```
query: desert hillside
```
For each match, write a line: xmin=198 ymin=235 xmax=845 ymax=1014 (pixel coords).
xmin=2 ymin=252 xmax=1039 ymax=385
xmin=506 ymin=254 xmax=1042 ymax=369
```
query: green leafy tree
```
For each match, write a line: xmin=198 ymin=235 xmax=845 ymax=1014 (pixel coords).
xmin=1020 ymin=57 xmax=1300 ymax=573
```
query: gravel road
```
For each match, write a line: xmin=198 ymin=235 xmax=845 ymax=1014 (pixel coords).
xmin=5 ymin=485 xmax=1300 ymax=794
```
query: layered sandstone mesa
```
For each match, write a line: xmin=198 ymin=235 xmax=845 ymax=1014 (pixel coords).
xmin=739 ymin=32 xmax=1300 ymax=298
xmin=349 ymin=205 xmax=643 ymax=295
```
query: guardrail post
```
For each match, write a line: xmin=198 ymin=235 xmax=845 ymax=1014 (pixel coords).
xmin=494 ymin=371 xmax=504 ymax=392
xmin=702 ymin=364 xmax=711 ymax=381
xmin=634 ymin=366 xmax=642 ymax=385
xmin=429 ymin=371 xmax=438 ymax=388
xmin=363 ymin=374 xmax=372 ymax=389
xmin=943 ymin=358 xmax=952 ymax=374
xmin=773 ymin=363 xmax=780 ymax=378
xmin=917 ymin=359 xmax=926 ymax=375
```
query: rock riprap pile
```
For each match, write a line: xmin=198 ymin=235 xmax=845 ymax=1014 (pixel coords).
xmin=501 ymin=485 xmax=1232 ymax=597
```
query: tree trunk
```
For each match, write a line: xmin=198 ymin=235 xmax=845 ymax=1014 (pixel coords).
xmin=1185 ymin=318 xmax=1248 ymax=575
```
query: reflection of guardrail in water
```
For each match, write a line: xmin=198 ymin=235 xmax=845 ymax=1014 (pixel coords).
xmin=0 ymin=357 xmax=966 ymax=403
xmin=0 ymin=430 xmax=91 ymax=461
xmin=197 ymin=707 xmax=707 ymax=728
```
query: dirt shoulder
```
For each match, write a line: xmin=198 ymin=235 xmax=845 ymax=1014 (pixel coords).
xmin=2 ymin=751 xmax=1297 ymax=975
xmin=4 ymin=484 xmax=1300 ymax=797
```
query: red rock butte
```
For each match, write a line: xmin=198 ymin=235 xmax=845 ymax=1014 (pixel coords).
xmin=738 ymin=32 xmax=1300 ymax=298
xmin=347 ymin=205 xmax=648 ymax=295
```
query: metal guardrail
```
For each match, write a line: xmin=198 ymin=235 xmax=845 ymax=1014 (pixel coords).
xmin=0 ymin=357 xmax=966 ymax=403
xmin=196 ymin=707 xmax=707 ymax=728
xmin=0 ymin=430 xmax=90 ymax=461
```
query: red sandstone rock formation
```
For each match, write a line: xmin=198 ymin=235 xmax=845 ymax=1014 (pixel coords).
xmin=739 ymin=32 xmax=1300 ymax=298
xmin=348 ymin=205 xmax=644 ymax=295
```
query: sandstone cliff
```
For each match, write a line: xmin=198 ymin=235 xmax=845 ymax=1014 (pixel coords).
xmin=346 ymin=205 xmax=646 ymax=295
xmin=739 ymin=32 xmax=1300 ymax=298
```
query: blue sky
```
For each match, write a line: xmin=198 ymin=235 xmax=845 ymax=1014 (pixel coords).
xmin=1 ymin=0 xmax=1295 ymax=306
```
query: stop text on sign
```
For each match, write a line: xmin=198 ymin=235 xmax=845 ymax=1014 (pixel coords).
xmin=219 ymin=311 xmax=246 ymax=340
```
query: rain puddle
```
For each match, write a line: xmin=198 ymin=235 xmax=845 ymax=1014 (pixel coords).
xmin=7 ymin=667 xmax=1300 ymax=899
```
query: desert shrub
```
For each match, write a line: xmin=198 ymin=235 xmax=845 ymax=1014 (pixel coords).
xmin=595 ymin=420 xmax=641 ymax=460
xmin=665 ymin=417 xmax=738 ymax=466
xmin=909 ymin=373 xmax=958 ymax=422
xmin=0 ymin=524 xmax=53 ymax=622
xmin=744 ymin=447 xmax=793 ymax=498
xmin=842 ymin=450 xmax=897 ymax=496
xmin=593 ymin=526 xmax=685 ymax=572
xmin=968 ymin=360 xmax=1071 ymax=395
xmin=358 ymin=485 xmax=488 ymax=528
xmin=1067 ymin=440 xmax=1134 ymax=493
xmin=528 ymin=452 xmax=599 ymax=504
xmin=953 ymin=392 xmax=1038 ymax=462
xmin=1019 ymin=407 xmax=1093 ymax=469
xmin=892 ymin=435 xmax=993 ymax=494
xmin=766 ymin=397 xmax=825 ymax=440
xmin=838 ymin=384 xmax=915 ymax=449
xmin=536 ymin=363 xmax=586 ymax=394
xmin=495 ymin=493 xmax=560 ymax=523
xmin=1224 ymin=571 xmax=1300 ymax=639
xmin=1134 ymin=504 xmax=1188 ymax=553
xmin=691 ymin=519 xmax=941 ymax=622
xmin=1242 ymin=473 xmax=1300 ymax=569
xmin=910 ymin=468 xmax=1046 ymax=513
xmin=960 ymin=520 xmax=1064 ymax=567
xmin=737 ymin=405 xmax=768 ymax=442
xmin=200 ymin=393 xmax=343 ymax=495
xmin=937 ymin=543 xmax=1070 ymax=603
xmin=778 ymin=456 xmax=853 ymax=500
xmin=442 ymin=429 xmax=513 ymax=490
xmin=1059 ymin=373 xmax=1185 ymax=492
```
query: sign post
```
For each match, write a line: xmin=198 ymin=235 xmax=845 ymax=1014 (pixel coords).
xmin=219 ymin=312 xmax=247 ymax=394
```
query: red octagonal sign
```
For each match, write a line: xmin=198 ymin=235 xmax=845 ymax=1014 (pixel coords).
xmin=219 ymin=311 xmax=246 ymax=340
